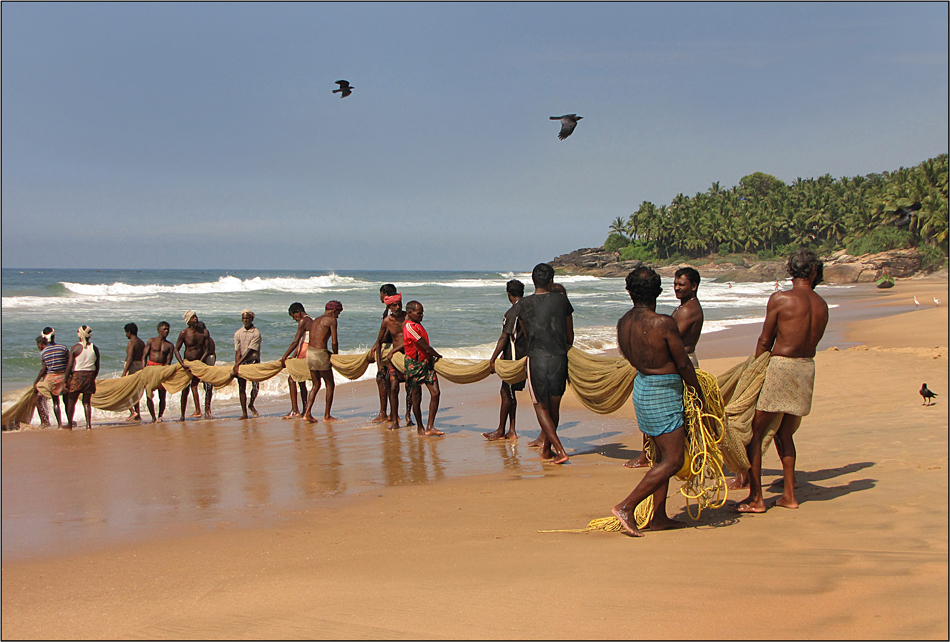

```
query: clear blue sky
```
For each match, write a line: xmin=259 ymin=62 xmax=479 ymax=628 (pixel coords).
xmin=2 ymin=2 xmax=947 ymax=270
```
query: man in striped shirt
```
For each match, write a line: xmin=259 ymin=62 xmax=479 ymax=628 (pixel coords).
xmin=33 ymin=329 xmax=69 ymax=428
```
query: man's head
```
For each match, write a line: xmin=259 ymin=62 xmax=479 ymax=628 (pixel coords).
xmin=241 ymin=309 xmax=255 ymax=329
xmin=157 ymin=321 xmax=171 ymax=338
xmin=625 ymin=267 xmax=663 ymax=304
xmin=325 ymin=300 xmax=343 ymax=318
xmin=383 ymin=292 xmax=403 ymax=314
xmin=506 ymin=279 xmax=524 ymax=303
xmin=379 ymin=283 xmax=397 ymax=304
xmin=42 ymin=327 xmax=55 ymax=344
xmin=406 ymin=300 xmax=424 ymax=322
xmin=288 ymin=302 xmax=306 ymax=320
xmin=531 ymin=263 xmax=555 ymax=289
xmin=673 ymin=267 xmax=700 ymax=303
xmin=36 ymin=336 xmax=49 ymax=350
xmin=77 ymin=325 xmax=92 ymax=346
xmin=194 ymin=321 xmax=207 ymax=334
xmin=183 ymin=310 xmax=198 ymax=327
xmin=787 ymin=248 xmax=823 ymax=288
xmin=552 ymin=283 xmax=567 ymax=295
xmin=124 ymin=322 xmax=138 ymax=338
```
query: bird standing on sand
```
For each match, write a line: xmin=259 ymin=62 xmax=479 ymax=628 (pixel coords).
xmin=920 ymin=383 xmax=938 ymax=406
xmin=914 ymin=296 xmax=920 ymax=308
xmin=333 ymin=80 xmax=353 ymax=98
xmin=934 ymin=297 xmax=941 ymax=306
xmin=550 ymin=114 xmax=583 ymax=140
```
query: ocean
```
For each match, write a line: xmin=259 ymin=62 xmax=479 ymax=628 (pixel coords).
xmin=2 ymin=268 xmax=781 ymax=415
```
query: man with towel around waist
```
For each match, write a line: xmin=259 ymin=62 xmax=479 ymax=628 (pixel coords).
xmin=279 ymin=302 xmax=312 ymax=419
xmin=612 ymin=267 xmax=706 ymax=537
xmin=174 ymin=310 xmax=211 ymax=420
xmin=737 ymin=248 xmax=828 ymax=513
xmin=64 ymin=325 xmax=101 ymax=430
xmin=233 ymin=310 xmax=262 ymax=419
xmin=302 ymin=301 xmax=342 ymax=424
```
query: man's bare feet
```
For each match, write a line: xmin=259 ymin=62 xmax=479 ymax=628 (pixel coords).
xmin=250 ymin=408 xmax=259 ymax=418
xmin=539 ymin=448 xmax=554 ymax=460
xmin=406 ymin=416 xmax=415 ymax=427
xmin=204 ymin=411 xmax=214 ymax=419
xmin=623 ymin=455 xmax=649 ymax=468
xmin=239 ymin=414 xmax=248 ymax=420
xmin=190 ymin=411 xmax=202 ymax=418
xmin=736 ymin=502 xmax=766 ymax=513
xmin=551 ymin=453 xmax=569 ymax=465
xmin=388 ymin=420 xmax=400 ymax=431
xmin=423 ymin=428 xmax=445 ymax=436
xmin=775 ymin=497 xmax=799 ymax=509
xmin=612 ymin=507 xmax=643 ymax=537
xmin=281 ymin=411 xmax=301 ymax=420
xmin=527 ymin=437 xmax=542 ymax=448
xmin=304 ymin=414 xmax=318 ymax=424
xmin=482 ymin=429 xmax=506 ymax=441
xmin=648 ymin=517 xmax=688 ymax=531
xmin=371 ymin=413 xmax=390 ymax=424
xmin=324 ymin=415 xmax=338 ymax=422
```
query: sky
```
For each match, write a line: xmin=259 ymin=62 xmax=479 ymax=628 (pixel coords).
xmin=2 ymin=2 xmax=948 ymax=271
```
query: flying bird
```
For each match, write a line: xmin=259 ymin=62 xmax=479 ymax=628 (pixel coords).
xmin=550 ymin=114 xmax=583 ymax=140
xmin=920 ymin=383 xmax=937 ymax=406
xmin=333 ymin=80 xmax=353 ymax=98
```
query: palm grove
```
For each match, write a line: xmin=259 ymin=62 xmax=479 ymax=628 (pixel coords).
xmin=605 ymin=154 xmax=948 ymax=269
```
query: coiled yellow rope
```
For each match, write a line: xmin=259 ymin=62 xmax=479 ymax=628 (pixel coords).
xmin=540 ymin=369 xmax=728 ymax=534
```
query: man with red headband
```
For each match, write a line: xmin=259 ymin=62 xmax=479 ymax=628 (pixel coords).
xmin=302 ymin=300 xmax=343 ymax=423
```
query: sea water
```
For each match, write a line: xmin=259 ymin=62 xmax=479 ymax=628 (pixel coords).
xmin=1 ymin=268 xmax=780 ymax=416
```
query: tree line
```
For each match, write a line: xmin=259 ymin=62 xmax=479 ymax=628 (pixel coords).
xmin=605 ymin=154 xmax=948 ymax=267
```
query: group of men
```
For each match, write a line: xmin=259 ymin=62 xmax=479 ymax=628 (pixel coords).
xmin=30 ymin=248 xmax=827 ymax=536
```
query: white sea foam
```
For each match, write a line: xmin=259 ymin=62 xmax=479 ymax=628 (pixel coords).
xmin=2 ymin=294 xmax=158 ymax=309
xmin=59 ymin=274 xmax=365 ymax=297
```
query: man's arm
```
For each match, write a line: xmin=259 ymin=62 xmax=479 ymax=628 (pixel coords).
xmin=93 ymin=346 xmax=101 ymax=379
xmin=34 ymin=362 xmax=48 ymax=388
xmin=666 ymin=322 xmax=705 ymax=407
xmin=199 ymin=331 xmax=210 ymax=362
xmin=373 ymin=321 xmax=390 ymax=369
xmin=754 ymin=294 xmax=782 ymax=358
xmin=488 ymin=331 xmax=511 ymax=374
xmin=415 ymin=335 xmax=442 ymax=361
xmin=281 ymin=320 xmax=308 ymax=364
xmin=122 ymin=340 xmax=134 ymax=376
xmin=173 ymin=331 xmax=187 ymax=366
xmin=329 ymin=318 xmax=339 ymax=355
xmin=64 ymin=346 xmax=77 ymax=382
xmin=565 ymin=314 xmax=574 ymax=348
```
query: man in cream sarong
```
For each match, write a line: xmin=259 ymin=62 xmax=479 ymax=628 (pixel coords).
xmin=737 ymin=248 xmax=828 ymax=514
xmin=301 ymin=301 xmax=342 ymax=424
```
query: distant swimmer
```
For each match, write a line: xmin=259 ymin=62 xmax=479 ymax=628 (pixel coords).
xmin=550 ymin=114 xmax=582 ymax=140
xmin=121 ymin=323 xmax=146 ymax=421
xmin=920 ymin=383 xmax=937 ymax=406
xmin=736 ymin=248 xmax=828 ymax=513
xmin=612 ymin=267 xmax=705 ymax=536
xmin=485 ymin=279 xmax=527 ymax=441
xmin=333 ymin=80 xmax=353 ymax=97
xmin=64 ymin=325 xmax=101 ymax=430
xmin=403 ymin=301 xmax=445 ymax=436
xmin=279 ymin=302 xmax=312 ymax=419
xmin=303 ymin=301 xmax=343 ymax=424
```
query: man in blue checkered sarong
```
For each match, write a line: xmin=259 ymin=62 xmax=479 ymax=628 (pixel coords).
xmin=612 ymin=267 xmax=706 ymax=538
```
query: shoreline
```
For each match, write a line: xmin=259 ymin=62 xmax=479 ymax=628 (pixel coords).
xmin=2 ymin=276 xmax=947 ymax=638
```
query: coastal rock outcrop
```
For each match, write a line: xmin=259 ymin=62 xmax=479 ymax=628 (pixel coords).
xmin=550 ymin=247 xmax=931 ymax=283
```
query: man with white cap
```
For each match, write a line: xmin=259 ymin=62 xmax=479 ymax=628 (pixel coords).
xmin=174 ymin=310 xmax=211 ymax=421
xmin=233 ymin=309 xmax=262 ymax=419
xmin=64 ymin=325 xmax=100 ymax=430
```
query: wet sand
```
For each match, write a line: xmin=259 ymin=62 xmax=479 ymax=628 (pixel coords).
xmin=2 ymin=278 xmax=947 ymax=639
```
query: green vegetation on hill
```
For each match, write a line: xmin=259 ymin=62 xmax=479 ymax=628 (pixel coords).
xmin=604 ymin=155 xmax=949 ymax=264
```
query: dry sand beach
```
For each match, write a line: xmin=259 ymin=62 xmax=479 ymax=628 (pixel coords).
xmin=2 ymin=278 xmax=947 ymax=640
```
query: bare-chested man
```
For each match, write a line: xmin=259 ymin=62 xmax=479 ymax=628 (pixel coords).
xmin=143 ymin=321 xmax=175 ymax=422
xmin=736 ymin=248 xmax=828 ymax=513
xmin=626 ymin=267 xmax=704 ymax=468
xmin=122 ymin=323 xmax=146 ymax=420
xmin=174 ymin=310 xmax=210 ymax=421
xmin=612 ymin=267 xmax=705 ymax=537
xmin=374 ymin=294 xmax=409 ymax=430
xmin=371 ymin=284 xmax=397 ymax=423
xmin=279 ymin=302 xmax=311 ymax=419
xmin=195 ymin=321 xmax=216 ymax=418
xmin=301 ymin=301 xmax=342 ymax=423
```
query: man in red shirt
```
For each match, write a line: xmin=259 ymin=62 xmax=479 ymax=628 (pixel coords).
xmin=403 ymin=301 xmax=444 ymax=436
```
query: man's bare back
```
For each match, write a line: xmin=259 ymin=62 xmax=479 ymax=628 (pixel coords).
xmin=618 ymin=308 xmax=689 ymax=375
xmin=756 ymin=287 xmax=828 ymax=359
xmin=309 ymin=314 xmax=338 ymax=351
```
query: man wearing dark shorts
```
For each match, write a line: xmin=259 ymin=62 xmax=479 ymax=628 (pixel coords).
xmin=485 ymin=279 xmax=527 ymax=441
xmin=122 ymin=322 xmax=146 ymax=420
xmin=232 ymin=310 xmax=262 ymax=419
xmin=504 ymin=264 xmax=573 ymax=464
